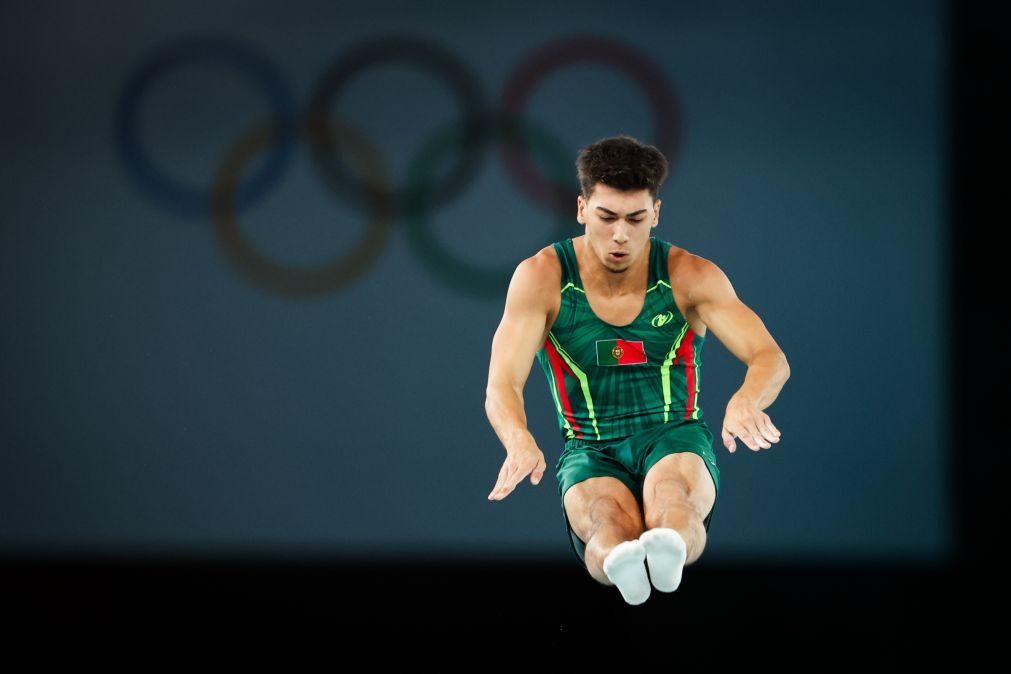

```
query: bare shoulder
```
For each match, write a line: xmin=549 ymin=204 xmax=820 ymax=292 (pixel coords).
xmin=506 ymin=243 xmax=562 ymax=315
xmin=515 ymin=243 xmax=561 ymax=289
xmin=666 ymin=244 xmax=734 ymax=310
xmin=528 ymin=242 xmax=562 ymax=277
xmin=667 ymin=243 xmax=711 ymax=286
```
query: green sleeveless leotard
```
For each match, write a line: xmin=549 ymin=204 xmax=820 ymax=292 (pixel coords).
xmin=535 ymin=236 xmax=706 ymax=444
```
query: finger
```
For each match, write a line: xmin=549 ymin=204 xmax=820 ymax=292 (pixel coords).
xmin=490 ymin=460 xmax=509 ymax=493
xmin=736 ymin=427 xmax=759 ymax=451
xmin=489 ymin=460 xmax=512 ymax=499
xmin=721 ymin=428 xmax=736 ymax=453
xmin=531 ymin=456 xmax=546 ymax=485
xmin=494 ymin=462 xmax=525 ymax=500
xmin=762 ymin=415 xmax=781 ymax=440
xmin=753 ymin=418 xmax=779 ymax=447
xmin=746 ymin=424 xmax=772 ymax=449
xmin=496 ymin=469 xmax=526 ymax=500
xmin=507 ymin=463 xmax=531 ymax=491
xmin=726 ymin=422 xmax=756 ymax=450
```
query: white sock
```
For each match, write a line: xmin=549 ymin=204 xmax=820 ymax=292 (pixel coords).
xmin=639 ymin=528 xmax=688 ymax=592
xmin=601 ymin=539 xmax=651 ymax=605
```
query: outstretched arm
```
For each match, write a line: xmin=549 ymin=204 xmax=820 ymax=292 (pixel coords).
xmin=485 ymin=253 xmax=555 ymax=500
xmin=688 ymin=258 xmax=791 ymax=453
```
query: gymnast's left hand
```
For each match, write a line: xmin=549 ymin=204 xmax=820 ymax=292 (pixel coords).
xmin=721 ymin=392 xmax=781 ymax=453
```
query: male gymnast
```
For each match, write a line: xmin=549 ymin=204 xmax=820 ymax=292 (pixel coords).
xmin=485 ymin=135 xmax=790 ymax=604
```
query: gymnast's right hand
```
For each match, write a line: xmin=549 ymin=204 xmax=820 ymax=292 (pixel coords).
xmin=487 ymin=442 xmax=547 ymax=501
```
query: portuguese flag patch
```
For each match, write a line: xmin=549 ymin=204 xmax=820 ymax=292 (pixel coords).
xmin=596 ymin=339 xmax=647 ymax=366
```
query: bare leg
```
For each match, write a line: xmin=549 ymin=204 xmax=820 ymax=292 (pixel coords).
xmin=581 ymin=497 xmax=646 ymax=585
xmin=640 ymin=453 xmax=717 ymax=591
xmin=563 ymin=478 xmax=650 ymax=604
xmin=648 ymin=486 xmax=708 ymax=565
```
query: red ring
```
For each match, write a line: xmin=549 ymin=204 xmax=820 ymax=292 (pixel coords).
xmin=499 ymin=36 xmax=682 ymax=213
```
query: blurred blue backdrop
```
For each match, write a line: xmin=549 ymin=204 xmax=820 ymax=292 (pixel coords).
xmin=0 ymin=0 xmax=947 ymax=563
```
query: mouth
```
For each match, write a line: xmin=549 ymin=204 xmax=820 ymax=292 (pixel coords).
xmin=609 ymin=252 xmax=628 ymax=261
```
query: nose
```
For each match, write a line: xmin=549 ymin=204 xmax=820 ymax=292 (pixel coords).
xmin=613 ymin=223 xmax=630 ymax=244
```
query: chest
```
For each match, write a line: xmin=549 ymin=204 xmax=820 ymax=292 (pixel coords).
xmin=583 ymin=289 xmax=647 ymax=327
xmin=549 ymin=282 xmax=702 ymax=336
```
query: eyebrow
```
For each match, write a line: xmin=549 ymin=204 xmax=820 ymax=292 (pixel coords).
xmin=596 ymin=206 xmax=647 ymax=217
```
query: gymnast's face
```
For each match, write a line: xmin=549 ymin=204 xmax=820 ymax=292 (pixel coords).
xmin=576 ymin=182 xmax=660 ymax=274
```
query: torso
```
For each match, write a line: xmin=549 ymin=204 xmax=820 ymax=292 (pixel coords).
xmin=533 ymin=234 xmax=709 ymax=442
xmin=539 ymin=234 xmax=707 ymax=341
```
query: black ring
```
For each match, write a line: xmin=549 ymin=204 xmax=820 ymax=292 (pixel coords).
xmin=306 ymin=35 xmax=488 ymax=219
xmin=402 ymin=113 xmax=580 ymax=298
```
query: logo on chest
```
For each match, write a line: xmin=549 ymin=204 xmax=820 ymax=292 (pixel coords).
xmin=651 ymin=311 xmax=674 ymax=327
xmin=596 ymin=339 xmax=647 ymax=366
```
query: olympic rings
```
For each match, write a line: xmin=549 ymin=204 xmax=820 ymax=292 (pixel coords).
xmin=212 ymin=117 xmax=393 ymax=298
xmin=500 ymin=36 xmax=681 ymax=213
xmin=403 ymin=113 xmax=578 ymax=298
xmin=117 ymin=34 xmax=682 ymax=297
xmin=115 ymin=36 xmax=297 ymax=218
xmin=306 ymin=35 xmax=488 ymax=219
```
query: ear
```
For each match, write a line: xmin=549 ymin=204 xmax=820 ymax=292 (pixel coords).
xmin=576 ymin=194 xmax=585 ymax=224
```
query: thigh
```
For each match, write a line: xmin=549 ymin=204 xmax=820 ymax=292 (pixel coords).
xmin=642 ymin=452 xmax=716 ymax=524
xmin=640 ymin=423 xmax=720 ymax=524
xmin=562 ymin=475 xmax=644 ymax=545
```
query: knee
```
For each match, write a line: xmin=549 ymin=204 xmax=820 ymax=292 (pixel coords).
xmin=587 ymin=496 xmax=644 ymax=536
xmin=650 ymin=475 xmax=693 ymax=502
xmin=644 ymin=479 xmax=703 ymax=530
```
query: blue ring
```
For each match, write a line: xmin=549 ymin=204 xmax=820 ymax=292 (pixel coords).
xmin=114 ymin=36 xmax=297 ymax=219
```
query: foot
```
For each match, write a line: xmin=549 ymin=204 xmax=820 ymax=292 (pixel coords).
xmin=639 ymin=528 xmax=687 ymax=592
xmin=601 ymin=539 xmax=651 ymax=605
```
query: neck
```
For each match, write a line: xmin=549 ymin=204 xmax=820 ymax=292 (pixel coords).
xmin=578 ymin=236 xmax=650 ymax=296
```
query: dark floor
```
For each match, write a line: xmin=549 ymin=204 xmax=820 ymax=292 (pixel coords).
xmin=2 ymin=555 xmax=995 ymax=667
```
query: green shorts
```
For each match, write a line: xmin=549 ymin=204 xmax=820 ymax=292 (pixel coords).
xmin=555 ymin=420 xmax=720 ymax=567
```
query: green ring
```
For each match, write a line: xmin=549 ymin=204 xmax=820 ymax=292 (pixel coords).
xmin=402 ymin=113 xmax=581 ymax=299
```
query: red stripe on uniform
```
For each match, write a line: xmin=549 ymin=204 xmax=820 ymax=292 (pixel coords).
xmin=677 ymin=328 xmax=697 ymax=419
xmin=544 ymin=338 xmax=583 ymax=438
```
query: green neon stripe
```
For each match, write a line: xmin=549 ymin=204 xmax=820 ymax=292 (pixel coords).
xmin=548 ymin=332 xmax=600 ymax=440
xmin=560 ymin=282 xmax=585 ymax=294
xmin=545 ymin=361 xmax=574 ymax=437
xmin=564 ymin=280 xmax=664 ymax=294
xmin=661 ymin=322 xmax=691 ymax=423
xmin=692 ymin=338 xmax=702 ymax=420
xmin=646 ymin=279 xmax=671 ymax=293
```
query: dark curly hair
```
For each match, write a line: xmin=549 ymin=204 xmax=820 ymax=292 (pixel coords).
xmin=575 ymin=135 xmax=669 ymax=201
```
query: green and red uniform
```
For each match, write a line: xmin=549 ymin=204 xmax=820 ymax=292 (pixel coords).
xmin=535 ymin=237 xmax=720 ymax=567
